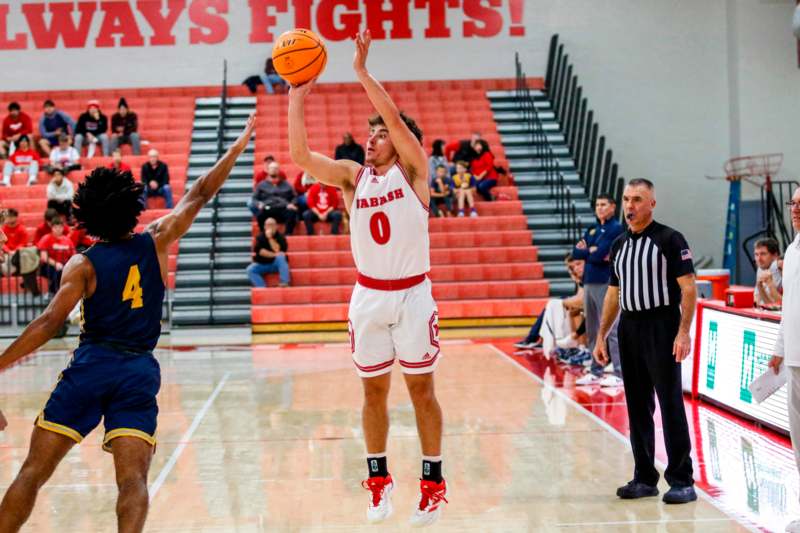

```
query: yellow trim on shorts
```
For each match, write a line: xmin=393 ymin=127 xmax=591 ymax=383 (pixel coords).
xmin=102 ymin=428 xmax=157 ymax=453
xmin=35 ymin=413 xmax=83 ymax=444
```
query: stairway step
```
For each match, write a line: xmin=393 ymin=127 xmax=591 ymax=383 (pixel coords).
xmin=173 ymin=288 xmax=251 ymax=307
xmin=188 ymin=167 xmax=252 ymax=180
xmin=498 ymin=122 xmax=560 ymax=134
xmin=535 ymin=245 xmax=573 ymax=262
xmin=494 ymin=110 xmax=555 ymax=123
xmin=501 ymin=133 xmax=566 ymax=146
xmin=549 ymin=280 xmax=579 ymax=298
xmin=196 ymin=209 xmax=252 ymax=223
xmin=180 ymin=237 xmax=250 ymax=254
xmin=179 ymin=253 xmax=251 ymax=270
xmin=172 ymin=305 xmax=251 ymax=326
xmin=196 ymin=96 xmax=256 ymax=107
xmin=487 ymin=90 xmax=546 ymax=101
xmin=175 ymin=270 xmax=250 ymax=288
xmin=505 ymin=146 xmax=571 ymax=158
xmin=183 ymin=222 xmax=253 ymax=238
xmin=490 ymin=100 xmax=551 ymax=111
xmin=192 ymin=130 xmax=245 ymax=142
xmin=509 ymin=158 xmax=575 ymax=172
xmin=514 ymin=172 xmax=581 ymax=187
xmin=190 ymin=154 xmax=254 ymax=166
xmin=191 ymin=141 xmax=255 ymax=155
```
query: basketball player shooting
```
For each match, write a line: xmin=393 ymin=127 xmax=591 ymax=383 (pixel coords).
xmin=288 ymin=30 xmax=447 ymax=527
xmin=0 ymin=114 xmax=255 ymax=533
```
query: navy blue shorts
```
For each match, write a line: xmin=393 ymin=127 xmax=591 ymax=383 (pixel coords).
xmin=36 ymin=344 xmax=161 ymax=453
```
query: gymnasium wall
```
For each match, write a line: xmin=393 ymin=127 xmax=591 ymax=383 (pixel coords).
xmin=0 ymin=0 xmax=796 ymax=264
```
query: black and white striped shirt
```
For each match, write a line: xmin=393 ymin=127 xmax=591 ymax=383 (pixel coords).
xmin=608 ymin=221 xmax=695 ymax=312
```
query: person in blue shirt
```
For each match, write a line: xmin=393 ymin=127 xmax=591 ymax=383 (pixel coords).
xmin=37 ymin=100 xmax=76 ymax=156
xmin=0 ymin=115 xmax=256 ymax=532
xmin=572 ymin=193 xmax=624 ymax=386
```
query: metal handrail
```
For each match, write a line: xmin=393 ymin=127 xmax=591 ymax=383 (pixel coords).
xmin=208 ymin=60 xmax=228 ymax=324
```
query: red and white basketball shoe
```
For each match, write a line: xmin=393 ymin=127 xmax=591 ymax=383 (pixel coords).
xmin=409 ymin=478 xmax=448 ymax=527
xmin=362 ymin=474 xmax=394 ymax=523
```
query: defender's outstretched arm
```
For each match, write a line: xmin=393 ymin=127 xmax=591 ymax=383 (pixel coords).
xmin=148 ymin=113 xmax=257 ymax=251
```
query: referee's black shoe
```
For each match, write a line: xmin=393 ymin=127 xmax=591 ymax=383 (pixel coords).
xmin=616 ymin=480 xmax=659 ymax=499
xmin=662 ymin=485 xmax=697 ymax=504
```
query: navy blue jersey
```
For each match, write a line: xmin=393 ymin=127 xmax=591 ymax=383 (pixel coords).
xmin=80 ymin=232 xmax=164 ymax=353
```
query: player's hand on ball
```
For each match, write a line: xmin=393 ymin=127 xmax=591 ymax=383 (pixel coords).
xmin=593 ymin=339 xmax=609 ymax=366
xmin=289 ymin=79 xmax=316 ymax=99
xmin=0 ymin=409 xmax=7 ymax=431
xmin=672 ymin=331 xmax=691 ymax=362
xmin=353 ymin=30 xmax=372 ymax=73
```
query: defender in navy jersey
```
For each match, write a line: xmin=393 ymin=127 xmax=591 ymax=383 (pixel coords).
xmin=0 ymin=114 xmax=255 ymax=532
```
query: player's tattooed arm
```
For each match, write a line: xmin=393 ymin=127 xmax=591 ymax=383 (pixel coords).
xmin=0 ymin=255 xmax=92 ymax=372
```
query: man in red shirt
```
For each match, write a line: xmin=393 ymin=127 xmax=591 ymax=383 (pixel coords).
xmin=107 ymin=148 xmax=132 ymax=172
xmin=303 ymin=181 xmax=343 ymax=235
xmin=2 ymin=135 xmax=39 ymax=186
xmin=37 ymin=217 xmax=75 ymax=294
xmin=1 ymin=102 xmax=33 ymax=159
xmin=2 ymin=208 xmax=29 ymax=253
xmin=253 ymin=155 xmax=287 ymax=186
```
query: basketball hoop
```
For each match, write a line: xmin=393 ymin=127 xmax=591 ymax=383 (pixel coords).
xmin=723 ymin=153 xmax=783 ymax=186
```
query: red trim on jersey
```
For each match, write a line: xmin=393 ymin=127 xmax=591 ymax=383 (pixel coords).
xmin=394 ymin=161 xmax=430 ymax=213
xmin=399 ymin=349 xmax=440 ymax=368
xmin=353 ymin=357 xmax=395 ymax=373
xmin=354 ymin=165 xmax=368 ymax=192
xmin=357 ymin=272 xmax=426 ymax=291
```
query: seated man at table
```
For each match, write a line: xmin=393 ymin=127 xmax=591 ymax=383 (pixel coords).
xmin=753 ymin=237 xmax=782 ymax=309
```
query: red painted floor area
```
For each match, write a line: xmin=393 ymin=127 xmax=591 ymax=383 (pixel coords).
xmin=489 ymin=339 xmax=798 ymax=533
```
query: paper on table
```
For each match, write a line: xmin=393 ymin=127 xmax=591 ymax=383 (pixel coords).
xmin=749 ymin=365 xmax=788 ymax=404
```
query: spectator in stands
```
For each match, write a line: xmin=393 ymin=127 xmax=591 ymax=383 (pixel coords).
xmin=107 ymin=148 xmax=132 ymax=172
xmin=244 ymin=57 xmax=289 ymax=95
xmin=515 ymin=255 xmax=588 ymax=361
xmin=2 ymin=135 xmax=39 ymax=186
xmin=2 ymin=209 xmax=29 ymax=254
xmin=247 ymin=217 xmax=290 ymax=287
xmin=38 ymin=100 xmax=75 ymax=156
xmin=37 ymin=216 xmax=75 ymax=294
xmin=141 ymin=149 xmax=174 ymax=208
xmin=430 ymin=164 xmax=453 ymax=217
xmin=452 ymin=160 xmax=477 ymax=218
xmin=573 ymin=194 xmax=625 ymax=387
xmin=304 ymin=179 xmax=343 ymax=235
xmin=1 ymin=102 xmax=33 ymax=159
xmin=334 ymin=132 xmax=365 ymax=165
xmin=428 ymin=139 xmax=448 ymax=183
xmin=445 ymin=132 xmax=481 ymax=168
xmin=47 ymin=134 xmax=81 ymax=174
xmin=34 ymin=208 xmax=69 ymax=244
xmin=249 ymin=169 xmax=299 ymax=234
xmin=471 ymin=139 xmax=498 ymax=201
xmin=754 ymin=237 xmax=782 ymax=309
xmin=46 ymin=168 xmax=75 ymax=219
xmin=293 ymin=171 xmax=315 ymax=213
xmin=110 ymin=98 xmax=141 ymax=155
xmin=74 ymin=100 xmax=109 ymax=157
xmin=254 ymin=156 xmax=287 ymax=186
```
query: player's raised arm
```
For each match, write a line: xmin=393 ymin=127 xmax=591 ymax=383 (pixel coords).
xmin=288 ymin=82 xmax=360 ymax=190
xmin=352 ymin=30 xmax=427 ymax=182
xmin=0 ymin=255 xmax=91 ymax=372
xmin=148 ymin=113 xmax=257 ymax=251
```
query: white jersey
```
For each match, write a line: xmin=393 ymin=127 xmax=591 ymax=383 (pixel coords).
xmin=349 ymin=162 xmax=430 ymax=279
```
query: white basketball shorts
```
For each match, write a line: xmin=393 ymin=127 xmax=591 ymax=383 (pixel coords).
xmin=347 ymin=277 xmax=441 ymax=378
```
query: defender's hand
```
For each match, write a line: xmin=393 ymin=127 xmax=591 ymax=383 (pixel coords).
xmin=231 ymin=113 xmax=256 ymax=152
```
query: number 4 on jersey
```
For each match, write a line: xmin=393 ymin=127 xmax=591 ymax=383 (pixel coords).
xmin=122 ymin=265 xmax=144 ymax=309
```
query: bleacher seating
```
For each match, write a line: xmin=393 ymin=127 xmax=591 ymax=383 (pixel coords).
xmin=249 ymin=79 xmax=548 ymax=329
xmin=0 ymin=87 xmax=212 ymax=290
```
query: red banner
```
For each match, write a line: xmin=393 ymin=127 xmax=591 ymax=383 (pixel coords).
xmin=0 ymin=0 xmax=526 ymax=50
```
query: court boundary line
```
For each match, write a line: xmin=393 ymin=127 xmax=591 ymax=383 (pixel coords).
xmin=487 ymin=344 xmax=760 ymax=533
xmin=148 ymin=371 xmax=231 ymax=502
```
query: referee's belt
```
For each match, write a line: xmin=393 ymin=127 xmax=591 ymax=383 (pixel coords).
xmin=357 ymin=272 xmax=427 ymax=291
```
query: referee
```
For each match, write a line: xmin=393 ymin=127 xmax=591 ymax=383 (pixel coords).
xmin=594 ymin=178 xmax=698 ymax=504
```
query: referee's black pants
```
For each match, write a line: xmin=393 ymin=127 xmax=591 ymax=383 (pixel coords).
xmin=618 ymin=306 xmax=694 ymax=487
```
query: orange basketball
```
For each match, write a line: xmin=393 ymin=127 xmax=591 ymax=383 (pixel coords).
xmin=272 ymin=29 xmax=327 ymax=86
